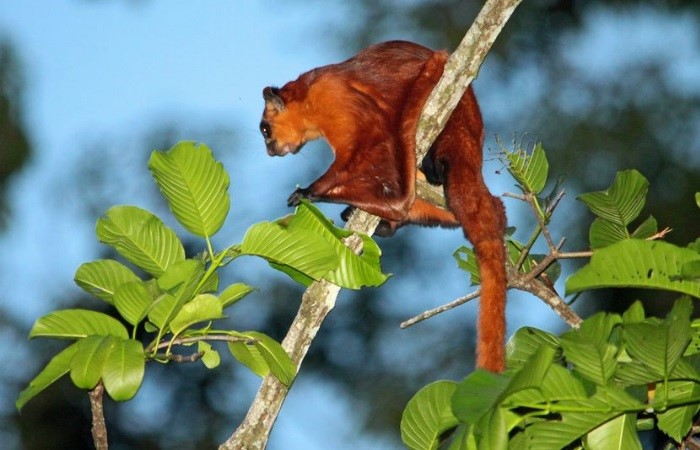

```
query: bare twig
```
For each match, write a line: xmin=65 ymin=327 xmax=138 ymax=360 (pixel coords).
xmin=89 ymin=382 xmax=108 ymax=450
xmin=401 ymin=290 xmax=482 ymax=328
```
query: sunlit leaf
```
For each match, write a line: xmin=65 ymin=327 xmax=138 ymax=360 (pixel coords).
xmin=198 ymin=341 xmax=220 ymax=369
xmin=101 ymin=338 xmax=145 ymax=401
xmin=16 ymin=343 xmax=78 ymax=411
xmin=219 ymin=283 xmax=256 ymax=309
xmin=286 ymin=202 xmax=389 ymax=289
xmin=96 ymin=205 xmax=185 ymax=277
xmin=589 ymin=218 xmax=628 ymax=249
xmin=566 ymin=239 xmax=700 ymax=298
xmin=149 ymin=141 xmax=230 ymax=238
xmin=506 ymin=143 xmax=549 ymax=195
xmin=583 ymin=413 xmax=642 ymax=450
xmin=577 ymin=170 xmax=648 ymax=226
xmin=149 ymin=259 xmax=206 ymax=332
xmin=114 ymin=280 xmax=154 ymax=326
xmin=74 ymin=259 xmax=140 ymax=304
xmin=30 ymin=309 xmax=128 ymax=340
xmin=240 ymin=220 xmax=338 ymax=283
xmin=70 ymin=335 xmax=113 ymax=389
xmin=243 ymin=331 xmax=295 ymax=386
xmin=401 ymin=380 xmax=458 ymax=450
xmin=169 ymin=294 xmax=224 ymax=336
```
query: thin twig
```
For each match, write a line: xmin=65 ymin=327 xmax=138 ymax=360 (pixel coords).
xmin=401 ymin=290 xmax=482 ymax=328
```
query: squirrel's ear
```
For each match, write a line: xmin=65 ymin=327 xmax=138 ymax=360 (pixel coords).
xmin=263 ymin=86 xmax=285 ymax=111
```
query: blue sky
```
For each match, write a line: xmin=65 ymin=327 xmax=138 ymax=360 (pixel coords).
xmin=1 ymin=2 xmax=699 ymax=449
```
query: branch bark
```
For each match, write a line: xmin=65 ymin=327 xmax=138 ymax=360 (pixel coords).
xmin=219 ymin=0 xmax=522 ymax=448
xmin=89 ymin=383 xmax=108 ymax=450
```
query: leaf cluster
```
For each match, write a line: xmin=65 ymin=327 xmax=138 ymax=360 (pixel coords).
xmin=17 ymin=141 xmax=389 ymax=411
xmin=402 ymin=143 xmax=700 ymax=449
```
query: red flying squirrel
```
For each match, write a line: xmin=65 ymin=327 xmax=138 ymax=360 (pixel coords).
xmin=259 ymin=40 xmax=507 ymax=373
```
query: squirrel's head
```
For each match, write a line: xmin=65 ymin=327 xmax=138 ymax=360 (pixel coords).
xmin=260 ymin=86 xmax=320 ymax=157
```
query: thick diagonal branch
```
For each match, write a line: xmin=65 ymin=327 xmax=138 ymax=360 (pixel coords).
xmin=219 ymin=1 xmax=522 ymax=448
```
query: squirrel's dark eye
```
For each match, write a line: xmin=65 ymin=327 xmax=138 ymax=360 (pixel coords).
xmin=260 ymin=120 xmax=271 ymax=139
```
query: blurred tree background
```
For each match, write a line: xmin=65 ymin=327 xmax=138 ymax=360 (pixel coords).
xmin=2 ymin=1 xmax=699 ymax=449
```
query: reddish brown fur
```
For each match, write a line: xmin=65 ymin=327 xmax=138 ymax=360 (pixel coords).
xmin=261 ymin=41 xmax=507 ymax=373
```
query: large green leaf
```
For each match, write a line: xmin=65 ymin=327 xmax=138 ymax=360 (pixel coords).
xmin=560 ymin=313 xmax=620 ymax=385
xmin=74 ymin=259 xmax=140 ymax=304
xmin=655 ymin=380 xmax=700 ymax=442
xmin=169 ymin=294 xmax=224 ymax=336
xmin=228 ymin=338 xmax=268 ymax=378
xmin=16 ymin=343 xmax=79 ymax=410
xmin=114 ymin=280 xmax=155 ymax=326
xmin=577 ymin=170 xmax=648 ymax=226
xmin=70 ymin=335 xmax=113 ymax=389
xmin=566 ymin=239 xmax=700 ymax=297
xmin=622 ymin=298 xmax=691 ymax=378
xmin=101 ymin=338 xmax=145 ymax=401
xmin=240 ymin=221 xmax=339 ymax=282
xmin=526 ymin=385 xmax=642 ymax=450
xmin=401 ymin=380 xmax=458 ymax=450
xmin=505 ymin=327 xmax=560 ymax=369
xmin=452 ymin=370 xmax=510 ymax=424
xmin=583 ymin=413 xmax=642 ymax=450
xmin=30 ymin=309 xmax=128 ymax=340
xmin=506 ymin=143 xmax=549 ymax=195
xmin=149 ymin=141 xmax=230 ymax=238
xmin=96 ymin=205 xmax=185 ymax=277
xmin=286 ymin=202 xmax=389 ymax=289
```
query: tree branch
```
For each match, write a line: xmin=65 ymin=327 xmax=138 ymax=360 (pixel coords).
xmin=89 ymin=382 xmax=108 ymax=450
xmin=220 ymin=1 xmax=523 ymax=448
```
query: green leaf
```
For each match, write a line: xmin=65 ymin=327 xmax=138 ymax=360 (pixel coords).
xmin=169 ymin=294 xmax=224 ymax=336
xmin=149 ymin=141 xmax=230 ymax=238
xmin=583 ymin=413 xmax=642 ymax=450
xmin=589 ymin=218 xmax=629 ymax=249
xmin=198 ymin=341 xmax=221 ymax=369
xmin=452 ymin=370 xmax=510 ymax=424
xmin=286 ymin=202 xmax=389 ymax=289
xmin=149 ymin=259 xmax=206 ymax=331
xmin=101 ymin=338 xmax=145 ymax=401
xmin=565 ymin=239 xmax=700 ymax=298
xmin=475 ymin=408 xmax=507 ymax=450
xmin=228 ymin=338 xmax=268 ymax=378
xmin=96 ymin=205 xmax=185 ymax=277
xmin=505 ymin=327 xmax=560 ymax=369
xmin=70 ymin=335 xmax=113 ymax=389
xmin=630 ymin=215 xmax=657 ymax=240
xmin=240 ymin=221 xmax=339 ymax=283
xmin=244 ymin=331 xmax=296 ymax=386
xmin=577 ymin=170 xmax=649 ymax=226
xmin=506 ymin=143 xmax=549 ymax=195
xmin=526 ymin=385 xmax=642 ymax=450
xmin=74 ymin=259 xmax=140 ymax=304
xmin=16 ymin=343 xmax=79 ymax=411
xmin=30 ymin=309 xmax=128 ymax=340
xmin=454 ymin=246 xmax=480 ymax=285
xmin=560 ymin=312 xmax=620 ymax=385
xmin=114 ymin=280 xmax=154 ymax=326
xmin=219 ymin=283 xmax=256 ymax=308
xmin=655 ymin=380 xmax=700 ymax=441
xmin=540 ymin=364 xmax=587 ymax=401
xmin=623 ymin=298 xmax=691 ymax=377
xmin=401 ymin=380 xmax=458 ymax=450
